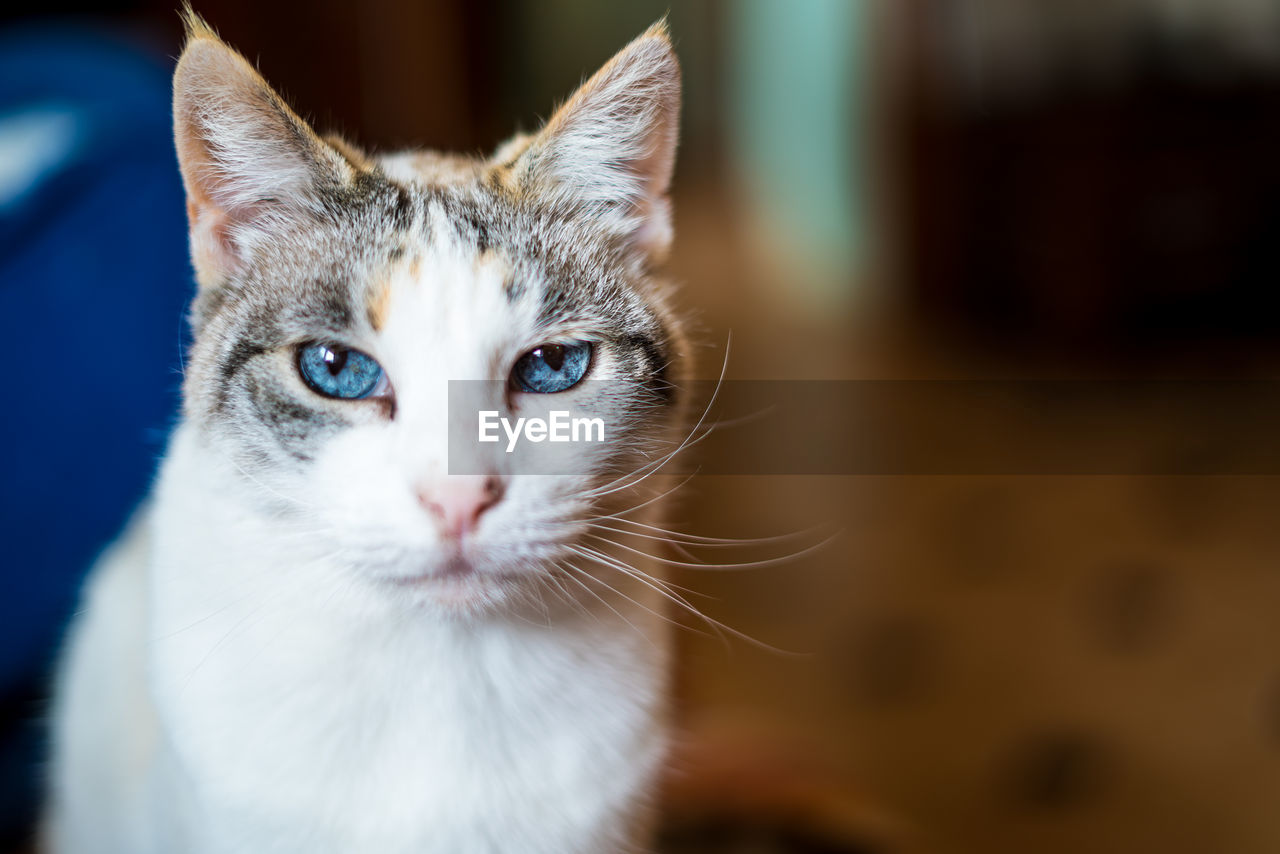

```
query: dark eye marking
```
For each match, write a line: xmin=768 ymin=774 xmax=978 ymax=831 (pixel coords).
xmin=215 ymin=339 xmax=271 ymax=413
xmin=623 ymin=333 xmax=673 ymax=401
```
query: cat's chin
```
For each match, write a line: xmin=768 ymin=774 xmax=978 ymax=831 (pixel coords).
xmin=380 ymin=556 xmax=527 ymax=611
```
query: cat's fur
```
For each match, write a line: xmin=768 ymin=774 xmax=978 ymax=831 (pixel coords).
xmin=43 ymin=13 xmax=685 ymax=853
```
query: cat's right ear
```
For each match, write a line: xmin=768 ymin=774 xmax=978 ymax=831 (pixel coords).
xmin=504 ymin=21 xmax=681 ymax=266
xmin=173 ymin=12 xmax=356 ymax=289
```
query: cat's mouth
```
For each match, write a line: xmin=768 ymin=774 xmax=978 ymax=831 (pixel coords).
xmin=383 ymin=555 xmax=524 ymax=600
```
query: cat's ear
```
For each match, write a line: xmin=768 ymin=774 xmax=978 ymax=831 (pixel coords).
xmin=508 ymin=21 xmax=681 ymax=264
xmin=173 ymin=12 xmax=357 ymax=288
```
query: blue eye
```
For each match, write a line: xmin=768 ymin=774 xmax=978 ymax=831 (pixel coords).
xmin=297 ymin=343 xmax=385 ymax=399
xmin=512 ymin=342 xmax=592 ymax=394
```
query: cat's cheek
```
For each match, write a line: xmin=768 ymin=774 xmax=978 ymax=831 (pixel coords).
xmin=303 ymin=424 xmax=434 ymax=558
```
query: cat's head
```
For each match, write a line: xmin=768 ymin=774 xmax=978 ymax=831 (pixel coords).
xmin=172 ymin=14 xmax=686 ymax=614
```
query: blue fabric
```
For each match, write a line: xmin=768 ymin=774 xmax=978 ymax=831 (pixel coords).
xmin=0 ymin=26 xmax=189 ymax=838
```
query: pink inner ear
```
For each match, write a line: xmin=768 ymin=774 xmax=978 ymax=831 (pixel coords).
xmin=513 ymin=28 xmax=680 ymax=264
xmin=187 ymin=196 xmax=242 ymax=283
xmin=173 ymin=34 xmax=350 ymax=286
xmin=632 ymin=194 xmax=674 ymax=262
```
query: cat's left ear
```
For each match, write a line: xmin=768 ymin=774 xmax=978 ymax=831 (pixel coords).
xmin=507 ymin=21 xmax=681 ymax=264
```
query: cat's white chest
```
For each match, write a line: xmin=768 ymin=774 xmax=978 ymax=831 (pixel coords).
xmin=160 ymin=631 xmax=665 ymax=854
xmin=157 ymin=618 xmax=664 ymax=853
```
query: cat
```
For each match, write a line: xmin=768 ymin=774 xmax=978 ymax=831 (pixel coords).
xmin=43 ymin=11 xmax=687 ymax=853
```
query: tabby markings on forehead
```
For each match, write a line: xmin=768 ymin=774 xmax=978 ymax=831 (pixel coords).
xmin=367 ymin=275 xmax=393 ymax=332
xmin=366 ymin=249 xmax=426 ymax=332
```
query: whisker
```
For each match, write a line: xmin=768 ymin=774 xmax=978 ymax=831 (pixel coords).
xmin=584 ymin=333 xmax=732 ymax=500
xmin=586 ymin=515 xmax=821 ymax=547
xmin=583 ymin=531 xmax=841 ymax=572
xmin=582 ymin=520 xmax=817 ymax=549
xmin=578 ymin=537 xmax=711 ymax=597
xmin=559 ymin=560 xmax=717 ymax=646
xmin=541 ymin=566 xmax=594 ymax=623
xmin=586 ymin=473 xmax=697 ymax=522
xmin=554 ymin=561 xmax=663 ymax=651
xmin=227 ymin=458 xmax=316 ymax=511
xmin=568 ymin=545 xmax=800 ymax=655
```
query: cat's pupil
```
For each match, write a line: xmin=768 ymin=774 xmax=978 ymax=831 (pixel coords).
xmin=538 ymin=344 xmax=565 ymax=372
xmin=323 ymin=347 xmax=349 ymax=376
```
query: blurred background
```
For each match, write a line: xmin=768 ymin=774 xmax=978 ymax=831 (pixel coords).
xmin=3 ymin=0 xmax=1280 ymax=851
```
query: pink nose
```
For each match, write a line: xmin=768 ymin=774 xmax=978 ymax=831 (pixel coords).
xmin=417 ymin=475 xmax=504 ymax=540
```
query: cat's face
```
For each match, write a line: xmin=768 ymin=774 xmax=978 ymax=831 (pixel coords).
xmin=172 ymin=17 xmax=684 ymax=614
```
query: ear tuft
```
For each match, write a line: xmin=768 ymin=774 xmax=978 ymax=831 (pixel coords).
xmin=637 ymin=17 xmax=672 ymax=46
xmin=179 ymin=5 xmax=218 ymax=44
xmin=510 ymin=22 xmax=681 ymax=264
